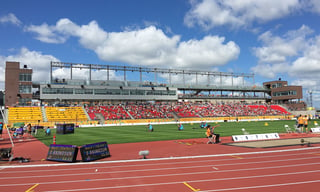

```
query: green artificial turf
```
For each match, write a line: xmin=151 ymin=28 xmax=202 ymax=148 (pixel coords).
xmin=35 ymin=120 xmax=314 ymax=146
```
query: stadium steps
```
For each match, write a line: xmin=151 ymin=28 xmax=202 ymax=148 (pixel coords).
xmin=94 ymin=113 xmax=105 ymax=124
xmin=1 ymin=108 xmax=8 ymax=124
xmin=82 ymin=106 xmax=91 ymax=120
xmin=171 ymin=111 xmax=180 ymax=121
xmin=123 ymin=105 xmax=134 ymax=119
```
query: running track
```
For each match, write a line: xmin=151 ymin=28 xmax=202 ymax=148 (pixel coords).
xmin=1 ymin=146 xmax=320 ymax=192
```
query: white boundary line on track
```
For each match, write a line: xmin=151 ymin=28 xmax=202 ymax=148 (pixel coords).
xmin=0 ymin=150 xmax=316 ymax=174
xmin=1 ymin=159 xmax=320 ymax=187
xmin=1 ymin=146 xmax=320 ymax=169
xmin=1 ymin=155 xmax=319 ymax=179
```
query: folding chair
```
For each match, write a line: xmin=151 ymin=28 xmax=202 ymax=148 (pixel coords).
xmin=284 ymin=125 xmax=292 ymax=133
xmin=206 ymin=134 xmax=216 ymax=144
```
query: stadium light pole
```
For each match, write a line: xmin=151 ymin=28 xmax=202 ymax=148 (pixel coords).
xmin=308 ymin=90 xmax=313 ymax=107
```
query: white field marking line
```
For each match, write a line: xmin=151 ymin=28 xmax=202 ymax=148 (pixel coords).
xmin=1 ymin=160 xmax=320 ymax=187
xmin=1 ymin=150 xmax=314 ymax=174
xmin=1 ymin=155 xmax=319 ymax=181
xmin=201 ymin=179 xmax=320 ymax=192
xmin=1 ymin=146 xmax=320 ymax=169
xmin=42 ymin=170 xmax=320 ymax=192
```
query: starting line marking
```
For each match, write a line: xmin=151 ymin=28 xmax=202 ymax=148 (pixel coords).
xmin=25 ymin=183 xmax=39 ymax=192
xmin=183 ymin=182 xmax=200 ymax=191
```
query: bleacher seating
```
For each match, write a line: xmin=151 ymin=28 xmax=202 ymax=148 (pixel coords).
xmin=8 ymin=107 xmax=43 ymax=124
xmin=85 ymin=102 xmax=291 ymax=120
xmin=125 ymin=103 xmax=172 ymax=119
xmin=8 ymin=103 xmax=291 ymax=124
xmin=86 ymin=105 xmax=130 ymax=120
xmin=45 ymin=106 xmax=88 ymax=122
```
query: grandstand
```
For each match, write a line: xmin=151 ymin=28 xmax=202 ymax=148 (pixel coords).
xmin=7 ymin=106 xmax=42 ymax=124
xmin=45 ymin=106 xmax=87 ymax=123
xmin=3 ymin=61 xmax=307 ymax=126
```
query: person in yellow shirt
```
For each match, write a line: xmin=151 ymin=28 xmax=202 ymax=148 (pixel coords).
xmin=206 ymin=125 xmax=216 ymax=144
xmin=297 ymin=115 xmax=304 ymax=133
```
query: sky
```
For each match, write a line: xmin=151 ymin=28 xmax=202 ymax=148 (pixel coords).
xmin=1 ymin=0 xmax=320 ymax=108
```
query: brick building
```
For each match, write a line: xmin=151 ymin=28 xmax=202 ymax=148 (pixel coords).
xmin=5 ymin=61 xmax=33 ymax=106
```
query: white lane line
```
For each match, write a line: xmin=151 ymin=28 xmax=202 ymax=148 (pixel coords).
xmin=44 ymin=171 xmax=320 ymax=192
xmin=1 ymin=149 xmax=313 ymax=174
xmin=1 ymin=146 xmax=320 ymax=169
xmin=1 ymin=161 xmax=320 ymax=187
xmin=202 ymin=179 xmax=320 ymax=192
xmin=1 ymin=156 xmax=319 ymax=180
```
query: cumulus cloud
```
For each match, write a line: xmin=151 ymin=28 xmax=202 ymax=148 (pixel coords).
xmin=25 ymin=23 xmax=68 ymax=44
xmin=0 ymin=47 xmax=122 ymax=91
xmin=0 ymin=13 xmax=22 ymax=26
xmin=290 ymin=36 xmax=320 ymax=78
xmin=25 ymin=18 xmax=240 ymax=70
xmin=251 ymin=25 xmax=314 ymax=78
xmin=184 ymin=0 xmax=307 ymax=30
xmin=0 ymin=48 xmax=59 ymax=84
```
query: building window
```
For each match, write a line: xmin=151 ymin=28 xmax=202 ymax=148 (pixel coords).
xmin=18 ymin=98 xmax=32 ymax=106
xmin=43 ymin=88 xmax=73 ymax=94
xmin=272 ymin=83 xmax=282 ymax=88
xmin=75 ymin=89 xmax=93 ymax=94
xmin=272 ymin=90 xmax=297 ymax=97
xmin=19 ymin=85 xmax=32 ymax=94
xmin=19 ymin=73 xmax=32 ymax=82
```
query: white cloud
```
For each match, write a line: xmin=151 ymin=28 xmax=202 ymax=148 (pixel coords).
xmin=25 ymin=19 xmax=240 ymax=70
xmin=0 ymin=48 xmax=59 ymax=86
xmin=252 ymin=25 xmax=314 ymax=78
xmin=0 ymin=47 xmax=130 ymax=91
xmin=0 ymin=13 xmax=22 ymax=26
xmin=290 ymin=36 xmax=320 ymax=77
xmin=175 ymin=36 xmax=239 ymax=68
xmin=52 ymin=68 xmax=120 ymax=81
xmin=184 ymin=0 xmax=303 ymax=30
xmin=306 ymin=0 xmax=320 ymax=13
xmin=25 ymin=23 xmax=68 ymax=44
xmin=252 ymin=25 xmax=320 ymax=108
xmin=95 ymin=26 xmax=179 ymax=66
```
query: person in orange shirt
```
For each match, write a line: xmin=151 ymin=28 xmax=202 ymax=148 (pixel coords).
xmin=206 ymin=124 xmax=220 ymax=144
xmin=206 ymin=125 xmax=216 ymax=144
xmin=297 ymin=115 xmax=304 ymax=133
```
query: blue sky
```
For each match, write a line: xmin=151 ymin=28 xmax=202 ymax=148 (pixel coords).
xmin=1 ymin=0 xmax=320 ymax=107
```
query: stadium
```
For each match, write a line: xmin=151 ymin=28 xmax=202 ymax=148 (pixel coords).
xmin=1 ymin=61 xmax=320 ymax=192
xmin=1 ymin=61 xmax=309 ymax=127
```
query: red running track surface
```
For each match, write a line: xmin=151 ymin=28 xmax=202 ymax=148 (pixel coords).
xmin=1 ymin=146 xmax=320 ymax=192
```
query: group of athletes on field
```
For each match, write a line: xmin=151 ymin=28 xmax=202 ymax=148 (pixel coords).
xmin=297 ymin=114 xmax=311 ymax=133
